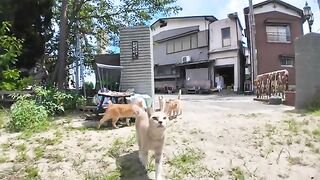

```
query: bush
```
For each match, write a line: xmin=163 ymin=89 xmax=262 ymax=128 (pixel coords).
xmin=0 ymin=69 xmax=34 ymax=91
xmin=34 ymin=86 xmax=86 ymax=116
xmin=84 ymin=81 xmax=94 ymax=90
xmin=8 ymin=95 xmax=48 ymax=132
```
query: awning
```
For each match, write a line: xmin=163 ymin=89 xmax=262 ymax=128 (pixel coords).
xmin=175 ymin=60 xmax=214 ymax=67
xmin=96 ymin=63 xmax=123 ymax=70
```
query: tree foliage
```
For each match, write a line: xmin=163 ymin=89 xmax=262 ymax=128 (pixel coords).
xmin=0 ymin=22 xmax=23 ymax=69
xmin=49 ymin=0 xmax=181 ymax=87
xmin=0 ymin=0 xmax=54 ymax=71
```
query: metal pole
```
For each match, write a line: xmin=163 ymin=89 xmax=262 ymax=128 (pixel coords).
xmin=309 ymin=22 xmax=312 ymax=33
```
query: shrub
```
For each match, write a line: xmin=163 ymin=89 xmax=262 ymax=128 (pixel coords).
xmin=8 ymin=95 xmax=48 ymax=132
xmin=0 ymin=69 xmax=33 ymax=91
xmin=84 ymin=81 xmax=94 ymax=90
xmin=34 ymin=86 xmax=86 ymax=116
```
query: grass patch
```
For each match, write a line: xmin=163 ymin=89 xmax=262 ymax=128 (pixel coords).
xmin=34 ymin=146 xmax=45 ymax=160
xmin=0 ymin=108 xmax=10 ymax=128
xmin=311 ymin=110 xmax=320 ymax=116
xmin=229 ymin=167 xmax=245 ymax=180
xmin=265 ymin=123 xmax=277 ymax=137
xmin=107 ymin=135 xmax=135 ymax=158
xmin=284 ymin=119 xmax=299 ymax=134
xmin=287 ymin=156 xmax=302 ymax=165
xmin=240 ymin=113 xmax=262 ymax=119
xmin=37 ymin=131 xmax=62 ymax=146
xmin=16 ymin=143 xmax=27 ymax=152
xmin=46 ymin=153 xmax=64 ymax=162
xmin=16 ymin=143 xmax=28 ymax=162
xmin=25 ymin=166 xmax=39 ymax=179
xmin=0 ymin=155 xmax=8 ymax=163
xmin=168 ymin=147 xmax=213 ymax=179
xmin=1 ymin=141 xmax=13 ymax=151
xmin=72 ymin=154 xmax=86 ymax=167
xmin=305 ymin=139 xmax=314 ymax=148
xmin=312 ymin=128 xmax=320 ymax=138
xmin=84 ymin=169 xmax=121 ymax=180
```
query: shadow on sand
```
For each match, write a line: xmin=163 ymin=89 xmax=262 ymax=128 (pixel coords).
xmin=116 ymin=150 xmax=150 ymax=180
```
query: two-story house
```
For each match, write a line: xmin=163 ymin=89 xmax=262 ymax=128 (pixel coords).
xmin=244 ymin=0 xmax=304 ymax=87
xmin=150 ymin=16 xmax=217 ymax=93
xmin=151 ymin=15 xmax=246 ymax=93
xmin=209 ymin=12 xmax=246 ymax=92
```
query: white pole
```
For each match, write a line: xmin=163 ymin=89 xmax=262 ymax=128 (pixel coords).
xmin=75 ymin=24 xmax=80 ymax=90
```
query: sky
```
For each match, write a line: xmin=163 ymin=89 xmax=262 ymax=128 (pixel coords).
xmin=169 ymin=0 xmax=320 ymax=34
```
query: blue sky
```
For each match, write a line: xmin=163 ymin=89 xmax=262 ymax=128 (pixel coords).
xmin=169 ymin=0 xmax=320 ymax=34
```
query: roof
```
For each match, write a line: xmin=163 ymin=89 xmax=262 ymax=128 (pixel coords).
xmin=243 ymin=0 xmax=303 ymax=17
xmin=150 ymin=15 xmax=218 ymax=28
xmin=153 ymin=26 xmax=199 ymax=42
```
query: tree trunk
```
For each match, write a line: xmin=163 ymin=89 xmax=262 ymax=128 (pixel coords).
xmin=56 ymin=0 xmax=68 ymax=90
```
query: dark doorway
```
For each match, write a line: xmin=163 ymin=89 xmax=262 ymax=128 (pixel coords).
xmin=215 ymin=66 xmax=234 ymax=88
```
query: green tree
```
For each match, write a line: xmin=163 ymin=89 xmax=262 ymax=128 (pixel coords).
xmin=0 ymin=0 xmax=54 ymax=71
xmin=50 ymin=0 xmax=182 ymax=89
xmin=0 ymin=22 xmax=23 ymax=69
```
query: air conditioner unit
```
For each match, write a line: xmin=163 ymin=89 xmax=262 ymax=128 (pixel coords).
xmin=181 ymin=56 xmax=191 ymax=63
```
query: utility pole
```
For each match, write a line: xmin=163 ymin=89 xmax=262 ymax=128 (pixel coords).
xmin=248 ymin=0 xmax=257 ymax=92
xmin=75 ymin=20 xmax=80 ymax=90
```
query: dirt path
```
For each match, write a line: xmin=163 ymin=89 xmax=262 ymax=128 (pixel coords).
xmin=0 ymin=94 xmax=319 ymax=179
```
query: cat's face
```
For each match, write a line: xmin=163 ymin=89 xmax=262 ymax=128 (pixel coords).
xmin=149 ymin=111 xmax=168 ymax=130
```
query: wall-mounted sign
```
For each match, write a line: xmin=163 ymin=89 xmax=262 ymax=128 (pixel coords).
xmin=132 ymin=41 xmax=139 ymax=60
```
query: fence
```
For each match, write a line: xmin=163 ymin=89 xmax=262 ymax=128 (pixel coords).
xmin=254 ymin=69 xmax=289 ymax=100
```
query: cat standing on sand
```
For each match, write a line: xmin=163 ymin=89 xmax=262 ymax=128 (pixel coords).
xmin=164 ymin=89 xmax=182 ymax=119
xmin=133 ymin=106 xmax=167 ymax=180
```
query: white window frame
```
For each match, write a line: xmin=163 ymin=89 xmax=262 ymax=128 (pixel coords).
xmin=280 ymin=57 xmax=294 ymax=67
xmin=266 ymin=24 xmax=291 ymax=43
xmin=221 ymin=27 xmax=231 ymax=47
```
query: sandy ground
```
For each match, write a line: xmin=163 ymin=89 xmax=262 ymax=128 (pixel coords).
xmin=0 ymin=93 xmax=320 ymax=180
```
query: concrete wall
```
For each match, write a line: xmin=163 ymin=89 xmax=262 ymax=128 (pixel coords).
xmin=295 ymin=33 xmax=320 ymax=109
xmin=209 ymin=18 xmax=241 ymax=50
xmin=120 ymin=26 xmax=154 ymax=97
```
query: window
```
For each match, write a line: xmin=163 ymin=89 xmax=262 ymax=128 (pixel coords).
xmin=174 ymin=39 xmax=182 ymax=52
xmin=166 ymin=33 xmax=198 ymax=54
xmin=191 ymin=34 xmax=198 ymax=49
xmin=166 ymin=41 xmax=174 ymax=53
xmin=132 ymin=41 xmax=138 ymax=59
xmin=280 ymin=57 xmax=294 ymax=67
xmin=266 ymin=25 xmax=291 ymax=43
xmin=221 ymin=27 xmax=231 ymax=47
xmin=182 ymin=36 xmax=190 ymax=50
